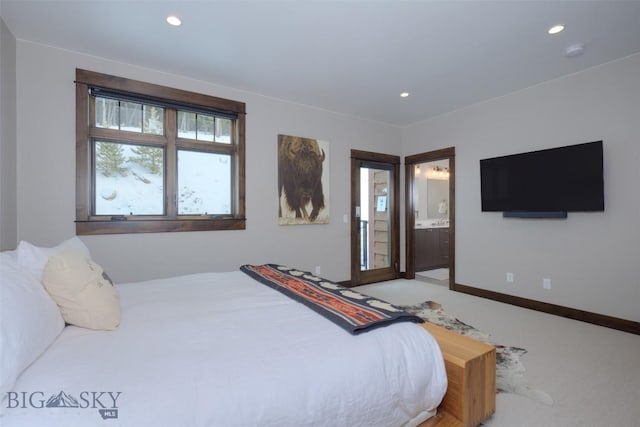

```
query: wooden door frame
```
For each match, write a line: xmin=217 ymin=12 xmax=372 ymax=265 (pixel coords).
xmin=350 ymin=149 xmax=400 ymax=286
xmin=405 ymin=147 xmax=455 ymax=289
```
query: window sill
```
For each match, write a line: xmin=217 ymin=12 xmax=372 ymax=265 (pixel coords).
xmin=75 ymin=218 xmax=246 ymax=235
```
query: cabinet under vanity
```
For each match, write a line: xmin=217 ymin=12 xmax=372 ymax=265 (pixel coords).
xmin=415 ymin=227 xmax=449 ymax=271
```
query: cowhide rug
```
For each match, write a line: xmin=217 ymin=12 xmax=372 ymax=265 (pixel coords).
xmin=400 ymin=301 xmax=553 ymax=405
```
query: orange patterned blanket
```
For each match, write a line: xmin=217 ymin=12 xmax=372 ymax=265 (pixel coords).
xmin=240 ymin=264 xmax=422 ymax=334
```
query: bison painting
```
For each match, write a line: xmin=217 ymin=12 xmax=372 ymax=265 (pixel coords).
xmin=278 ymin=135 xmax=329 ymax=224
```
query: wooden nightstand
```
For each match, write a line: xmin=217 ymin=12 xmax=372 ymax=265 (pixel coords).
xmin=420 ymin=322 xmax=496 ymax=427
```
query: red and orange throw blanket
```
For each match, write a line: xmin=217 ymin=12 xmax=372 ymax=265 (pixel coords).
xmin=240 ymin=264 xmax=422 ymax=335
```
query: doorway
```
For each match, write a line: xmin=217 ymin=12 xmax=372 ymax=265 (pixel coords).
xmin=405 ymin=147 xmax=455 ymax=289
xmin=350 ymin=150 xmax=400 ymax=286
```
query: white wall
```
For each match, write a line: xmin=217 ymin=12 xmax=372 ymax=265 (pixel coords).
xmin=14 ymin=40 xmax=401 ymax=283
xmin=10 ymin=37 xmax=639 ymax=322
xmin=0 ymin=17 xmax=18 ymax=250
xmin=403 ymin=53 xmax=640 ymax=322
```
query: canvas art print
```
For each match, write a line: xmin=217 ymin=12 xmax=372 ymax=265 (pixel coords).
xmin=278 ymin=134 xmax=330 ymax=225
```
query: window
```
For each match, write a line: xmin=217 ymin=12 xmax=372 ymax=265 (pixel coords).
xmin=75 ymin=69 xmax=246 ymax=234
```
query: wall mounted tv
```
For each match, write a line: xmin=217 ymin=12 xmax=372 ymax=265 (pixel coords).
xmin=480 ymin=141 xmax=604 ymax=218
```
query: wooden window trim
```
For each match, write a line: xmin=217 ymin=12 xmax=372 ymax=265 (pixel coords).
xmin=75 ymin=69 xmax=246 ymax=235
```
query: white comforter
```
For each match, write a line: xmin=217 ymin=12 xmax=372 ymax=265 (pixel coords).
xmin=3 ymin=271 xmax=447 ymax=426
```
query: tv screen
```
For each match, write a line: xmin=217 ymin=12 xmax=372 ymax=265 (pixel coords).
xmin=480 ymin=141 xmax=604 ymax=213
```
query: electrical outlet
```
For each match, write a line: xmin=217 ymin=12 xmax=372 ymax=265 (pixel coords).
xmin=506 ymin=272 xmax=514 ymax=283
xmin=315 ymin=266 xmax=321 ymax=276
xmin=543 ymin=278 xmax=552 ymax=290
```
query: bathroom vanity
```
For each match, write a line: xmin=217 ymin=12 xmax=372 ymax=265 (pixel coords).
xmin=415 ymin=223 xmax=449 ymax=272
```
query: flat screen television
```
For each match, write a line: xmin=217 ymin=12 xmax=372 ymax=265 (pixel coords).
xmin=480 ymin=141 xmax=604 ymax=216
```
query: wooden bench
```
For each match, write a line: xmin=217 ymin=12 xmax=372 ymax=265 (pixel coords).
xmin=420 ymin=322 xmax=496 ymax=427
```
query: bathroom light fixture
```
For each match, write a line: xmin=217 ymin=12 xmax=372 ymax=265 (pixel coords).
xmin=427 ymin=166 xmax=450 ymax=180
xmin=548 ymin=24 xmax=564 ymax=35
xmin=166 ymin=15 xmax=182 ymax=26
xmin=400 ymin=92 xmax=410 ymax=98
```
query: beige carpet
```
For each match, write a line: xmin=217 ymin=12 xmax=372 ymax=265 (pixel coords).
xmin=354 ymin=279 xmax=640 ymax=427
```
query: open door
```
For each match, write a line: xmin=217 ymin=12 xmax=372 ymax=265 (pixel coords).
xmin=350 ymin=150 xmax=400 ymax=286
xmin=405 ymin=147 xmax=455 ymax=289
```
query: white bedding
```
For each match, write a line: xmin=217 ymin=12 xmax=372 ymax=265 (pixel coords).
xmin=2 ymin=271 xmax=447 ymax=426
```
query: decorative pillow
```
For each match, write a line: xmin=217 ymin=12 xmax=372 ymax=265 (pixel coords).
xmin=42 ymin=250 xmax=121 ymax=331
xmin=0 ymin=253 xmax=65 ymax=398
xmin=16 ymin=237 xmax=91 ymax=281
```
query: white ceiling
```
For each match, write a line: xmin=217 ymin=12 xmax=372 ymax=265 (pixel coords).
xmin=2 ymin=1 xmax=640 ymax=126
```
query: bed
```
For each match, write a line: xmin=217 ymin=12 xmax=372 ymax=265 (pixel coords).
xmin=0 ymin=241 xmax=449 ymax=427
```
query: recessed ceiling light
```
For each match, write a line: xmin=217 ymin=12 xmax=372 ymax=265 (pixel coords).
xmin=548 ymin=24 xmax=565 ymax=35
xmin=400 ymin=92 xmax=410 ymax=98
xmin=166 ymin=15 xmax=182 ymax=26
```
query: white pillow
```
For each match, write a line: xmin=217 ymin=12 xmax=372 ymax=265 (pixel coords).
xmin=0 ymin=253 xmax=65 ymax=398
xmin=42 ymin=250 xmax=121 ymax=331
xmin=2 ymin=249 xmax=17 ymax=263
xmin=16 ymin=237 xmax=91 ymax=281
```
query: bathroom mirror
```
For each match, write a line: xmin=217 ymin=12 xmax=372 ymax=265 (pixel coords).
xmin=414 ymin=159 xmax=449 ymax=221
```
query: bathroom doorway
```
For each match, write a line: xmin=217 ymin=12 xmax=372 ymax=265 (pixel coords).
xmin=405 ymin=147 xmax=455 ymax=289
